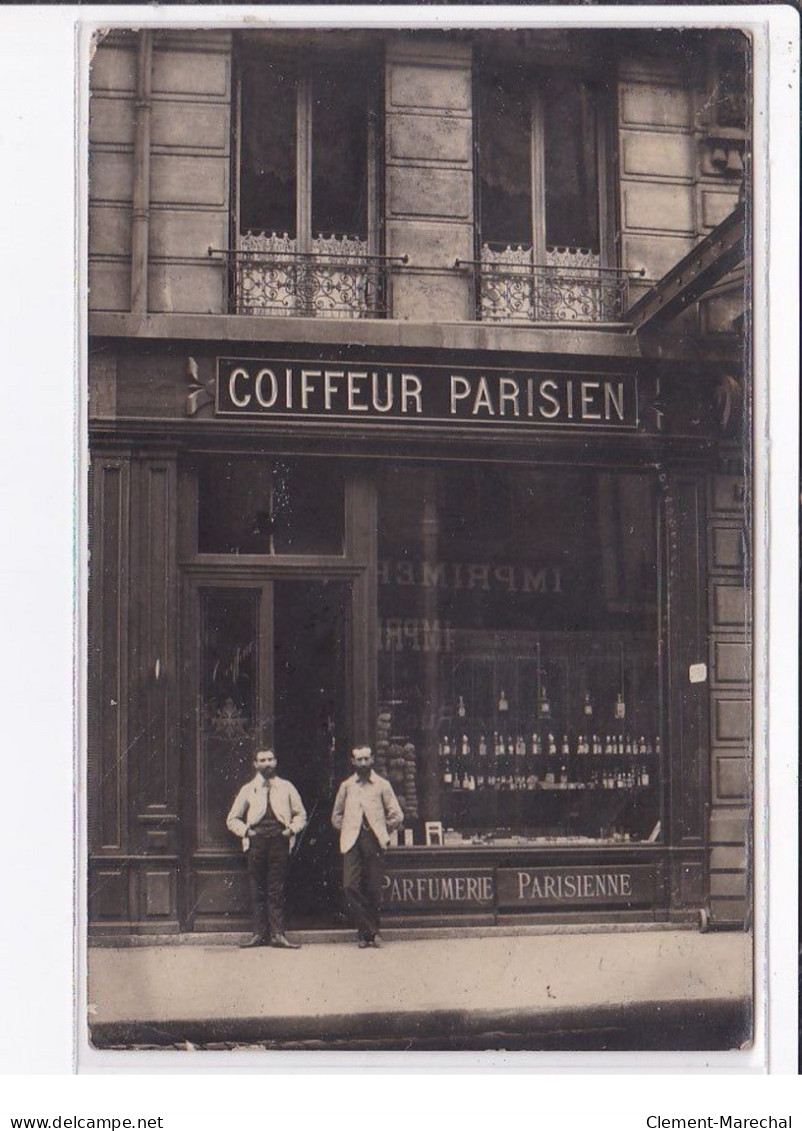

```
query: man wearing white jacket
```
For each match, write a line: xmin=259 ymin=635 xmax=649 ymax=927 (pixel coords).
xmin=331 ymin=746 xmax=404 ymax=948
xmin=227 ymin=748 xmax=307 ymax=949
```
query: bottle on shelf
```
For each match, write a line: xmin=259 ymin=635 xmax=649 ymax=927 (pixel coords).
xmin=476 ymin=734 xmax=488 ymax=791
xmin=583 ymin=690 xmax=594 ymax=719
xmin=504 ymin=735 xmax=514 ymax=789
xmin=441 ymin=735 xmax=453 ymax=787
xmin=452 ymin=733 xmax=463 ymax=790
xmin=514 ymin=734 xmax=526 ymax=790
xmin=460 ymin=734 xmax=472 ymax=791
xmin=544 ymin=733 xmax=557 ymax=786
xmin=457 ymin=694 xmax=466 ymax=719
xmin=527 ymin=733 xmax=540 ymax=790
xmin=615 ymin=692 xmax=626 ymax=720
xmin=498 ymin=689 xmax=509 ymax=713
xmin=538 ymin=683 xmax=551 ymax=720
xmin=491 ymin=732 xmax=503 ymax=790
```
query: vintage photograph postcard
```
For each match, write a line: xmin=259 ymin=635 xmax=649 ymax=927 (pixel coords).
xmin=84 ymin=13 xmax=758 ymax=1058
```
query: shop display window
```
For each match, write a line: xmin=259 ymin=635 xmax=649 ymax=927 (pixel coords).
xmin=377 ymin=463 xmax=663 ymax=846
xmin=197 ymin=457 xmax=344 ymax=556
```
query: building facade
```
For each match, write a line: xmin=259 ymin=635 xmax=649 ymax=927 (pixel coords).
xmin=87 ymin=27 xmax=751 ymax=936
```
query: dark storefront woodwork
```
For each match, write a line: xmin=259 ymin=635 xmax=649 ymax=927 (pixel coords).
xmin=182 ymin=577 xmax=350 ymax=929
xmin=87 ymin=341 xmax=735 ymax=934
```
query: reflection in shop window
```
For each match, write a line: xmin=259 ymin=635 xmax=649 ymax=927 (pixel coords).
xmin=197 ymin=457 xmax=344 ymax=556
xmin=376 ymin=464 xmax=662 ymax=847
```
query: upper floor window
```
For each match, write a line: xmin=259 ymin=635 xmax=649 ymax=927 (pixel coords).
xmin=475 ymin=64 xmax=622 ymax=324
xmin=701 ymin=33 xmax=748 ymax=180
xmin=233 ymin=45 xmax=383 ymax=319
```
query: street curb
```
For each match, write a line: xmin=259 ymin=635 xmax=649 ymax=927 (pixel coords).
xmin=89 ymin=996 xmax=752 ymax=1052
xmin=89 ymin=921 xmax=730 ymax=948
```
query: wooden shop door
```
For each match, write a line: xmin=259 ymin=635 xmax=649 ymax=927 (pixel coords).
xmin=184 ymin=577 xmax=350 ymax=931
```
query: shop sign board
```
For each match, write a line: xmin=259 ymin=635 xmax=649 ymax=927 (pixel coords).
xmin=381 ymin=868 xmax=495 ymax=909
xmin=216 ymin=357 xmax=639 ymax=430
xmin=381 ymin=864 xmax=658 ymax=910
xmin=496 ymin=864 xmax=658 ymax=909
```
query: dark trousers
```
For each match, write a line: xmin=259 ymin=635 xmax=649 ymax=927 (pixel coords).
xmin=343 ymin=827 xmax=384 ymax=939
xmin=246 ymin=834 xmax=289 ymax=939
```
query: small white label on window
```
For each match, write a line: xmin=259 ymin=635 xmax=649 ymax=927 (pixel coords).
xmin=689 ymin=663 xmax=708 ymax=684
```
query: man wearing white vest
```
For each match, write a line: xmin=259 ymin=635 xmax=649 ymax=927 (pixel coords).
xmin=227 ymin=748 xmax=307 ymax=949
xmin=331 ymin=745 xmax=404 ymax=948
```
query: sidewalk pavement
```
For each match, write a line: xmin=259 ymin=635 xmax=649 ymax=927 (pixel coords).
xmin=87 ymin=927 xmax=752 ymax=1052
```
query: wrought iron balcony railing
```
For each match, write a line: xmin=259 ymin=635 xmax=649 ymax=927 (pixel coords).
xmin=209 ymin=233 xmax=407 ymax=320
xmin=456 ymin=245 xmax=640 ymax=325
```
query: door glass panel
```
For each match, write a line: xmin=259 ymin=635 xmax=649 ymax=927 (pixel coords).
xmin=273 ymin=580 xmax=349 ymax=926
xmin=197 ymin=457 xmax=345 ymax=556
xmin=198 ymin=589 xmax=260 ymax=849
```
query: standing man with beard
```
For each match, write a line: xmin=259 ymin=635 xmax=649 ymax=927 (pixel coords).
xmin=331 ymin=745 xmax=404 ymax=948
xmin=227 ymin=748 xmax=307 ymax=949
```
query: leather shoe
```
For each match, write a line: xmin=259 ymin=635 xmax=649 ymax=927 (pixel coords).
xmin=240 ymin=934 xmax=269 ymax=949
xmin=358 ymin=937 xmax=371 ymax=949
xmin=370 ymin=934 xmax=384 ymax=949
xmin=271 ymin=934 xmax=301 ymax=950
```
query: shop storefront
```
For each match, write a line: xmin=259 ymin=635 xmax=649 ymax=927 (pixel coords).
xmin=89 ymin=335 xmax=738 ymax=934
xmin=87 ymin=25 xmax=750 ymax=939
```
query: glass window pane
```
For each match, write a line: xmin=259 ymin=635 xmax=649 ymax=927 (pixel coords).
xmin=239 ymin=56 xmax=297 ymax=235
xmin=478 ymin=69 xmax=533 ymax=246
xmin=377 ymin=464 xmax=660 ymax=846
xmin=311 ymin=59 xmax=370 ymax=239
xmin=198 ymin=590 xmax=259 ymax=849
xmin=197 ymin=457 xmax=345 ymax=556
xmin=714 ymin=46 xmax=747 ymax=130
xmin=542 ymin=75 xmax=600 ymax=251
